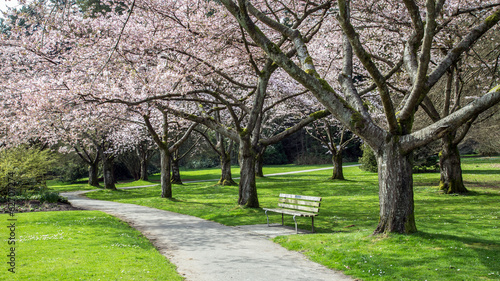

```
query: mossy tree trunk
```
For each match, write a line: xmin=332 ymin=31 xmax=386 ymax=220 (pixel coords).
xmin=374 ymin=138 xmax=417 ymax=234
xmin=160 ymin=148 xmax=172 ymax=198
xmin=219 ymin=152 xmax=237 ymax=186
xmin=139 ymin=157 xmax=149 ymax=181
xmin=102 ymin=154 xmax=116 ymax=190
xmin=331 ymin=151 xmax=344 ymax=180
xmin=439 ymin=132 xmax=468 ymax=194
xmin=171 ymin=158 xmax=182 ymax=185
xmin=238 ymin=137 xmax=259 ymax=207
xmin=143 ymin=111 xmax=172 ymax=199
xmin=74 ymin=145 xmax=101 ymax=187
xmin=254 ymin=147 xmax=265 ymax=178
xmin=88 ymin=160 xmax=100 ymax=187
xmin=137 ymin=145 xmax=150 ymax=181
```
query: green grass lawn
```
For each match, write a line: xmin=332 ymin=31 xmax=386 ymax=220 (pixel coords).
xmin=84 ymin=157 xmax=500 ymax=281
xmin=144 ymin=162 xmax=359 ymax=182
xmin=0 ymin=211 xmax=183 ymax=281
xmin=47 ymin=179 xmax=157 ymax=192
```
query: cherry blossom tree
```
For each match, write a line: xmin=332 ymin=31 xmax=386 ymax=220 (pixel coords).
xmin=169 ymin=121 xmax=203 ymax=185
xmin=15 ymin=0 xmax=331 ymax=206
xmin=5 ymin=0 xmax=500 ymax=235
xmin=434 ymin=34 xmax=500 ymax=194
xmin=198 ymin=127 xmax=238 ymax=186
xmin=219 ymin=0 xmax=500 ymax=233
xmin=143 ymin=108 xmax=198 ymax=198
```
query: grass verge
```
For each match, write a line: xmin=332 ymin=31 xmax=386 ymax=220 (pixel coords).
xmin=1 ymin=211 xmax=183 ymax=280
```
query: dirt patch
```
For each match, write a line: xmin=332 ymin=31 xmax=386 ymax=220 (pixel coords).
xmin=0 ymin=200 xmax=84 ymax=213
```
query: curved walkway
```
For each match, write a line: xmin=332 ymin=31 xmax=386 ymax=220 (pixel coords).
xmin=61 ymin=166 xmax=356 ymax=281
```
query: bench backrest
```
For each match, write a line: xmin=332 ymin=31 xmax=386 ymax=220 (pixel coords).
xmin=278 ymin=193 xmax=322 ymax=213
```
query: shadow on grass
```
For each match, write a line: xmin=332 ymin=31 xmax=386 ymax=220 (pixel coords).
xmin=462 ymin=169 xmax=500 ymax=175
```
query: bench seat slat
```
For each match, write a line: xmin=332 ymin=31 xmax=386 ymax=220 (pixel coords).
xmin=279 ymin=198 xmax=321 ymax=207
xmin=277 ymin=203 xmax=319 ymax=213
xmin=279 ymin=193 xmax=322 ymax=201
xmin=263 ymin=208 xmax=318 ymax=217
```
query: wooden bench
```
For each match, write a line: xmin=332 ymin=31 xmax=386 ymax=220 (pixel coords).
xmin=263 ymin=193 xmax=322 ymax=234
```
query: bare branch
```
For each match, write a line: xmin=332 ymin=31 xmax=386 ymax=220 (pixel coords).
xmin=401 ymin=84 xmax=500 ymax=153
xmin=338 ymin=0 xmax=398 ymax=134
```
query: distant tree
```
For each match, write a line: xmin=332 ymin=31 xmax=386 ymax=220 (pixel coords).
xmin=143 ymin=109 xmax=198 ymax=198
xmin=170 ymin=123 xmax=203 ymax=185
xmin=306 ymin=119 xmax=358 ymax=180
xmin=421 ymin=31 xmax=500 ymax=193
xmin=195 ymin=123 xmax=237 ymax=186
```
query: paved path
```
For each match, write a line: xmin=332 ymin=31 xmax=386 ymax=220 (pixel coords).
xmin=61 ymin=166 xmax=356 ymax=281
xmin=62 ymin=191 xmax=352 ymax=281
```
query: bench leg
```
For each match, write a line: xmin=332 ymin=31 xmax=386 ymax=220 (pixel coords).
xmin=265 ymin=210 xmax=270 ymax=227
xmin=312 ymin=216 xmax=314 ymax=233
xmin=282 ymin=213 xmax=284 ymax=226
xmin=293 ymin=215 xmax=298 ymax=234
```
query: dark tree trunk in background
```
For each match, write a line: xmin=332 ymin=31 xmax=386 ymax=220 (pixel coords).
xmin=137 ymin=145 xmax=150 ymax=181
xmin=255 ymin=147 xmax=265 ymax=177
xmin=439 ymin=133 xmax=468 ymax=194
xmin=102 ymin=155 xmax=116 ymax=190
xmin=171 ymin=158 xmax=182 ymax=184
xmin=373 ymin=139 xmax=417 ymax=234
xmin=88 ymin=160 xmax=100 ymax=187
xmin=331 ymin=151 xmax=344 ymax=180
xmin=213 ymin=128 xmax=236 ymax=186
xmin=74 ymin=145 xmax=101 ymax=187
xmin=238 ymin=138 xmax=259 ymax=207
xmin=160 ymin=148 xmax=172 ymax=198
xmin=219 ymin=152 xmax=237 ymax=186
xmin=139 ymin=156 xmax=149 ymax=181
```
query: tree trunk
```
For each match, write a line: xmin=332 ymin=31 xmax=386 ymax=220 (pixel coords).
xmin=255 ymin=150 xmax=265 ymax=177
xmin=102 ymin=155 xmax=116 ymax=190
xmin=439 ymin=133 xmax=468 ymax=194
xmin=373 ymin=139 xmax=417 ymax=234
xmin=218 ymin=152 xmax=237 ymax=186
xmin=331 ymin=151 xmax=345 ymax=180
xmin=139 ymin=156 xmax=149 ymax=181
xmin=171 ymin=158 xmax=183 ymax=184
xmin=137 ymin=146 xmax=149 ymax=181
xmin=238 ymin=138 xmax=259 ymax=207
xmin=88 ymin=161 xmax=100 ymax=187
xmin=160 ymin=148 xmax=172 ymax=198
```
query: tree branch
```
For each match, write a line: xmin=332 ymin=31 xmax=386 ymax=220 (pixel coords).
xmin=338 ymin=0 xmax=398 ymax=134
xmin=401 ymin=84 xmax=500 ymax=153
xmin=260 ymin=109 xmax=331 ymax=146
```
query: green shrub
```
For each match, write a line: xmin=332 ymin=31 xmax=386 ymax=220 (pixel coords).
xmin=38 ymin=191 xmax=63 ymax=203
xmin=412 ymin=154 xmax=439 ymax=173
xmin=52 ymin=153 xmax=88 ymax=183
xmin=358 ymin=143 xmax=378 ymax=173
xmin=184 ymin=157 xmax=219 ymax=169
xmin=0 ymin=146 xmax=56 ymax=195
xmin=412 ymin=145 xmax=439 ymax=173
xmin=263 ymin=143 xmax=289 ymax=165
